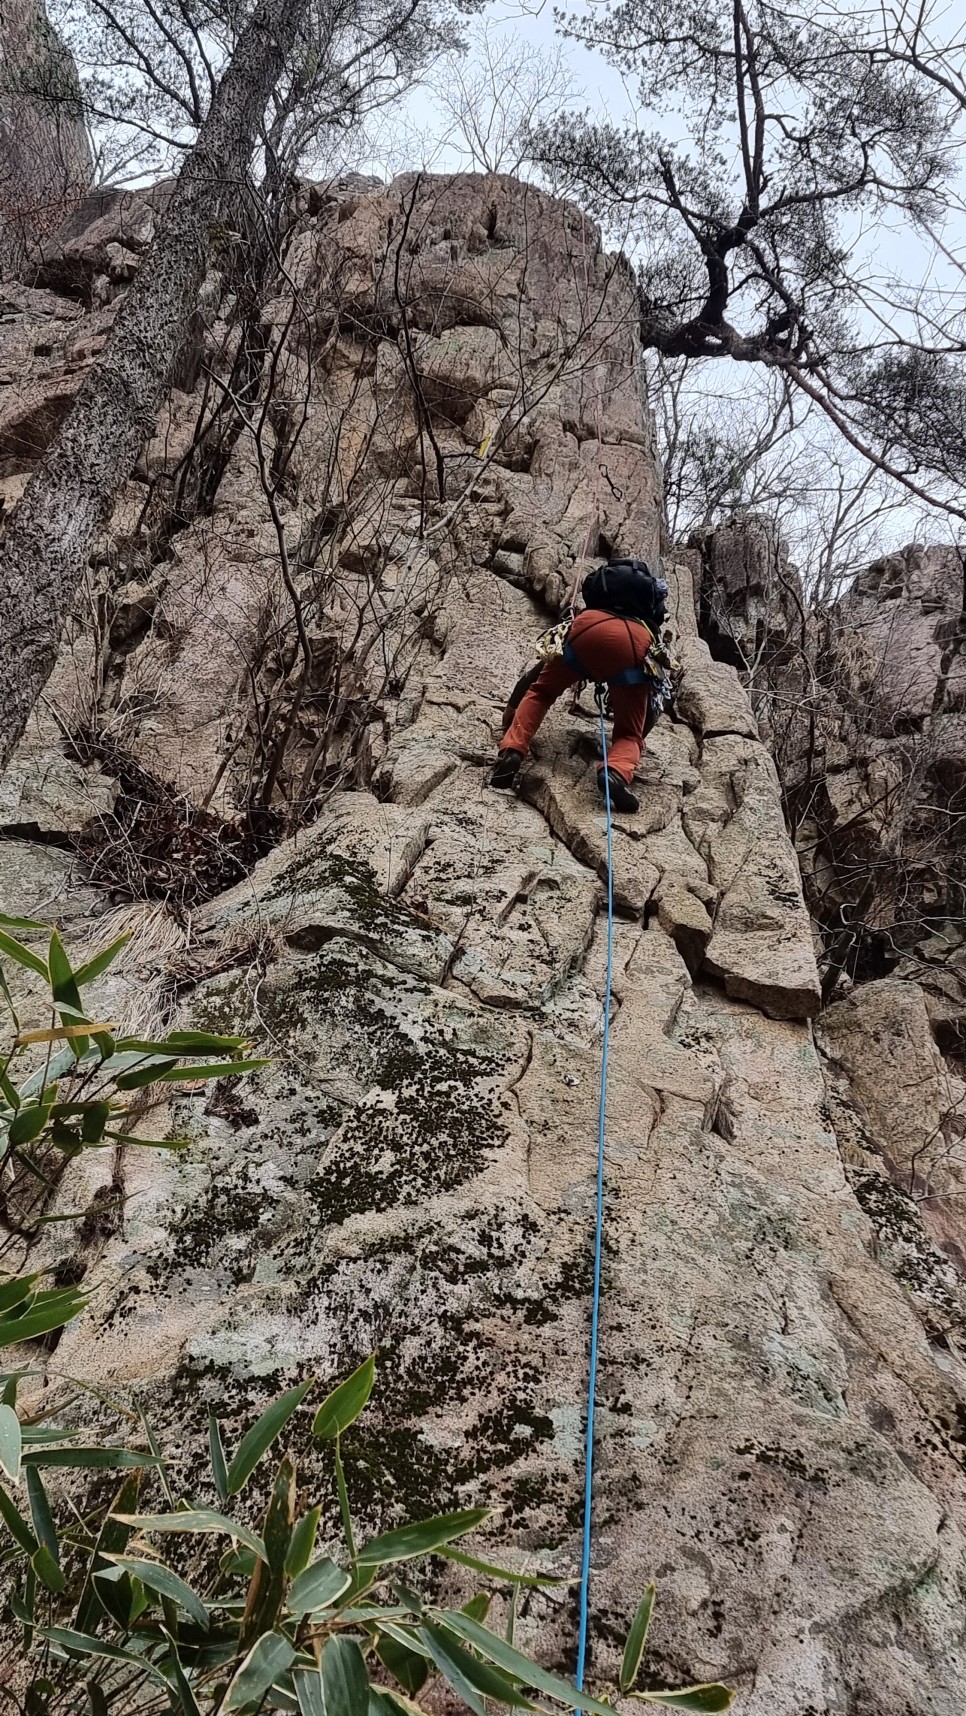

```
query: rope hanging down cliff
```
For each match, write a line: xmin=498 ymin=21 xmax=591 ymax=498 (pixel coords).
xmin=575 ymin=693 xmax=616 ymax=1701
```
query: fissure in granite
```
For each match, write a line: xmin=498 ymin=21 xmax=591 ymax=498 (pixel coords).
xmin=2 ymin=172 xmax=966 ymax=1714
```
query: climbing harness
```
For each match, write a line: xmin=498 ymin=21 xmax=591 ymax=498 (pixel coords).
xmin=576 ymin=691 xmax=615 ymax=1700
xmin=561 ymin=636 xmax=649 ymax=689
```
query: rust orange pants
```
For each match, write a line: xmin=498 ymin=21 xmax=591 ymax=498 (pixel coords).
xmin=499 ymin=610 xmax=651 ymax=784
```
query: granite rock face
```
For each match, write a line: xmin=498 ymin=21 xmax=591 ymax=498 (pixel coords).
xmin=3 ymin=176 xmax=966 ymax=1715
xmin=808 ymin=547 xmax=966 ymax=1032
xmin=694 ymin=526 xmax=966 ymax=1334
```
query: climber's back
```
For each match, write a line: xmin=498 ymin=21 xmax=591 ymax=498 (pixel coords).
xmin=492 ymin=558 xmax=669 ymax=814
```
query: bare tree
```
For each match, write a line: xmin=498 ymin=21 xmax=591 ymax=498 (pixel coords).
xmin=528 ymin=0 xmax=966 ymax=527
xmin=426 ymin=22 xmax=579 ymax=176
xmin=0 ymin=0 xmax=314 ymax=772
xmin=656 ymin=358 xmax=936 ymax=601
xmin=47 ymin=0 xmax=465 ymax=187
xmin=0 ymin=0 xmax=481 ymax=772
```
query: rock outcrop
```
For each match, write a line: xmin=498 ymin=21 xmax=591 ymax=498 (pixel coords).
xmin=692 ymin=525 xmax=966 ymax=1336
xmin=0 ymin=0 xmax=92 ymax=273
xmin=4 ymin=175 xmax=966 ymax=1715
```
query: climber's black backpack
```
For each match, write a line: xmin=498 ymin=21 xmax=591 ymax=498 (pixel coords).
xmin=581 ymin=558 xmax=668 ymax=631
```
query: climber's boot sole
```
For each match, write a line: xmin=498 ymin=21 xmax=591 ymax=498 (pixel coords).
xmin=491 ymin=749 xmax=524 ymax=790
xmin=597 ymin=768 xmax=639 ymax=814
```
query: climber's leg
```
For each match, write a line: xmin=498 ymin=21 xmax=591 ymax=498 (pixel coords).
xmin=502 ymin=663 xmax=544 ymax=734
xmin=497 ymin=657 xmax=578 ymax=759
xmin=604 ymin=684 xmax=650 ymax=783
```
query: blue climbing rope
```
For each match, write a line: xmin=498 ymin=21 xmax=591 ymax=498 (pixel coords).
xmin=575 ymin=699 xmax=615 ymax=1699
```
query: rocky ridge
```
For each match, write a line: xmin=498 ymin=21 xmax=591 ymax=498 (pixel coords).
xmin=690 ymin=523 xmax=966 ymax=1326
xmin=2 ymin=173 xmax=966 ymax=1714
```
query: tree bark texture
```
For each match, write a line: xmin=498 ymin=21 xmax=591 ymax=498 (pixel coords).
xmin=0 ymin=0 xmax=309 ymax=771
xmin=0 ymin=0 xmax=93 ymax=272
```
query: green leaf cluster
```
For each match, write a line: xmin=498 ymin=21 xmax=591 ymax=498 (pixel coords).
xmin=0 ymin=911 xmax=265 ymax=1209
xmin=3 ymin=1357 xmax=734 ymax=1714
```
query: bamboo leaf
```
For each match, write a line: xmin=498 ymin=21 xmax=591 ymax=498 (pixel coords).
xmin=629 ymin=1688 xmax=735 ymax=1712
xmin=23 ymin=1447 xmax=161 ymax=1470
xmin=47 ymin=931 xmax=82 ymax=1011
xmin=376 ymin=1631 xmax=430 ymax=1697
xmin=102 ymin=1133 xmax=189 ymax=1152
xmin=288 ymin=1556 xmax=351 ymax=1615
xmin=461 ymin=1593 xmax=490 ymax=1622
xmin=112 ymin=1037 xmax=203 ymax=1053
xmin=223 ymin=1632 xmax=296 ymax=1712
xmin=437 ymin=1611 xmax=617 ymax=1716
xmin=285 ymin=1505 xmax=320 ymax=1577
xmin=72 ymin=933 xmax=133 ymax=987
xmin=165 ymin=1030 xmax=253 ymax=1051
xmin=47 ymin=931 xmax=87 ymax=1057
xmin=0 ymin=928 xmax=48 ymax=978
xmin=34 ymin=1624 xmax=164 ymax=1675
xmin=26 ymin=1468 xmax=58 ymax=1565
xmin=8 ymin=1106 xmax=52 ymax=1147
xmin=31 ymin=1542 xmax=67 ymax=1593
xmin=158 ymin=1631 xmax=205 ymax=1716
xmin=439 ymin=1545 xmax=562 ymax=1588
xmin=0 ymin=911 xmax=47 ymax=932
xmin=0 ymin=1286 xmax=86 ymax=1347
xmin=116 ymin=1057 xmax=269 ymax=1090
xmin=0 ymin=1402 xmax=21 ymax=1481
xmin=21 ymin=1425 xmax=83 ymax=1444
xmin=209 ymin=1414 xmax=229 ymax=1503
xmin=81 ymin=1102 xmax=111 ymax=1143
xmin=15 ymin=1025 xmax=116 ymax=1047
xmin=294 ymin=1666 xmax=326 ymax=1716
xmin=0 ymin=1276 xmax=37 ymax=1315
xmin=357 ymin=1508 xmax=488 ymax=1568
xmin=241 ymin=1457 xmax=294 ymax=1646
xmin=621 ymin=1585 xmax=656 ymax=1691
xmin=421 ymin=1621 xmax=539 ymax=1714
xmin=0 ymin=1480 xmax=37 ymax=1551
xmin=74 ymin=1469 xmax=141 ymax=1633
xmin=417 ymin=1623 xmax=488 ymax=1716
xmin=101 ymin=1555 xmax=210 ymax=1631
xmin=114 ymin=1507 xmax=266 ymax=1559
xmin=322 ymin=1634 xmax=370 ymax=1716
xmin=226 ymin=1379 xmax=313 ymax=1497
xmin=376 ymin=1690 xmax=436 ymax=1716
xmin=112 ymin=1059 xmax=178 ymax=1089
xmin=312 ymin=1354 xmax=375 ymax=1440
xmin=0 ymin=1291 xmax=84 ymax=1347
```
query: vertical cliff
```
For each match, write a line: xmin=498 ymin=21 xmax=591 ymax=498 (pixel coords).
xmin=0 ymin=0 xmax=91 ymax=272
xmin=3 ymin=174 xmax=966 ymax=1714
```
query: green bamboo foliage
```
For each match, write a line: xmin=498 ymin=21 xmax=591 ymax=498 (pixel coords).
xmin=4 ymin=1359 xmax=735 ymax=1714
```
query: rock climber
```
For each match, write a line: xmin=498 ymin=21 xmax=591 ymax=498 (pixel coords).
xmin=490 ymin=558 xmax=669 ymax=814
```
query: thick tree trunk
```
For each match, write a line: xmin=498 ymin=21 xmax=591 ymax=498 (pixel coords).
xmin=0 ymin=0 xmax=92 ymax=273
xmin=0 ymin=0 xmax=308 ymax=771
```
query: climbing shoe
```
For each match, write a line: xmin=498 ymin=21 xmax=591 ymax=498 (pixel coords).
xmin=597 ymin=767 xmax=639 ymax=814
xmin=491 ymin=748 xmax=524 ymax=790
